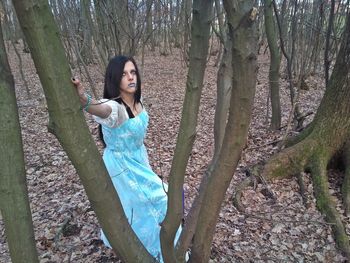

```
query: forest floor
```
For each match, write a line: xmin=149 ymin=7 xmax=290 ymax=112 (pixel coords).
xmin=0 ymin=43 xmax=348 ymax=263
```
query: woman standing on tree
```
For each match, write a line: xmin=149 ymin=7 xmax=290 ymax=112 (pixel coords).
xmin=72 ymin=55 xmax=180 ymax=262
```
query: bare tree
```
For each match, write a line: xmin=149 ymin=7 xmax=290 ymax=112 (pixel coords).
xmin=264 ymin=0 xmax=281 ymax=130
xmin=188 ymin=1 xmax=258 ymax=261
xmin=0 ymin=18 xmax=39 ymax=263
xmin=263 ymin=9 xmax=350 ymax=258
xmin=160 ymin=0 xmax=214 ymax=261
xmin=11 ymin=0 xmax=156 ymax=261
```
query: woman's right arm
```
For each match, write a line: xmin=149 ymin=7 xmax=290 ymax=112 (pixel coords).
xmin=71 ymin=78 xmax=112 ymax=119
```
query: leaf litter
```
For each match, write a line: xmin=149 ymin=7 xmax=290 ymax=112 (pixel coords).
xmin=0 ymin=42 xmax=347 ymax=262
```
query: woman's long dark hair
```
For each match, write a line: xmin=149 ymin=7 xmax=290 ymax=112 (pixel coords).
xmin=99 ymin=55 xmax=142 ymax=147
xmin=103 ymin=55 xmax=142 ymax=102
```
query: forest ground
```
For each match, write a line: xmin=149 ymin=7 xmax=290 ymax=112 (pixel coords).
xmin=0 ymin=43 xmax=348 ymax=263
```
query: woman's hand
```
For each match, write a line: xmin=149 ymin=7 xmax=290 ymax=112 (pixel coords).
xmin=71 ymin=77 xmax=85 ymax=98
xmin=71 ymin=77 xmax=112 ymax=118
xmin=71 ymin=77 xmax=90 ymax=107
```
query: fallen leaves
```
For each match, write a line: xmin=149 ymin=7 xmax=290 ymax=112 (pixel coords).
xmin=0 ymin=43 xmax=347 ymax=262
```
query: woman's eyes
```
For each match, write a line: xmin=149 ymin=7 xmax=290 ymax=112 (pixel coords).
xmin=122 ymin=71 xmax=137 ymax=77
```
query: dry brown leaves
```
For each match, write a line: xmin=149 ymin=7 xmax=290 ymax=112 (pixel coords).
xmin=0 ymin=42 xmax=347 ymax=262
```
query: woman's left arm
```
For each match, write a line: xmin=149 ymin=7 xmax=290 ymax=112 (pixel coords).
xmin=71 ymin=78 xmax=112 ymax=118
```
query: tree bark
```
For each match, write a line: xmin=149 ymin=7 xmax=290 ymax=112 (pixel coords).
xmin=80 ymin=0 xmax=93 ymax=63
xmin=11 ymin=0 xmax=156 ymax=262
xmin=182 ymin=0 xmax=193 ymax=62
xmin=189 ymin=1 xmax=258 ymax=262
xmin=0 ymin=18 xmax=39 ymax=263
xmin=159 ymin=0 xmax=214 ymax=262
xmin=174 ymin=4 xmax=233 ymax=258
xmin=145 ymin=0 xmax=155 ymax=50
xmin=264 ymin=0 xmax=281 ymax=130
xmin=324 ymin=0 xmax=335 ymax=87
xmin=213 ymin=0 xmax=232 ymax=158
xmin=263 ymin=10 xmax=350 ymax=258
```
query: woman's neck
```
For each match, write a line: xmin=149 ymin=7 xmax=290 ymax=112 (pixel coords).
xmin=120 ymin=93 xmax=135 ymax=107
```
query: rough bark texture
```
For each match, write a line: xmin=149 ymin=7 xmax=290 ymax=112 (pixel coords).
xmin=159 ymin=0 xmax=214 ymax=262
xmin=11 ymin=0 xmax=155 ymax=262
xmin=0 ymin=18 xmax=39 ymax=263
xmin=189 ymin=1 xmax=258 ymax=262
xmin=263 ymin=10 xmax=350 ymax=258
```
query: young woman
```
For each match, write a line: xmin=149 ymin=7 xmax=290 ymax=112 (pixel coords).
xmin=72 ymin=55 xmax=180 ymax=262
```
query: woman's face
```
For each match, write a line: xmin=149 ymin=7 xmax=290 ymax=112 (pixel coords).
xmin=120 ymin=61 xmax=137 ymax=96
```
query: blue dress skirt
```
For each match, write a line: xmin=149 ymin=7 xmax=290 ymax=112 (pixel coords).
xmin=97 ymin=107 xmax=180 ymax=262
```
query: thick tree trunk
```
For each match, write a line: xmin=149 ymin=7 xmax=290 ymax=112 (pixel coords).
xmin=263 ymin=10 xmax=350 ymax=258
xmin=189 ymin=1 xmax=258 ymax=262
xmin=11 ymin=0 xmax=156 ymax=262
xmin=159 ymin=1 xmax=214 ymax=262
xmin=264 ymin=0 xmax=281 ymax=130
xmin=0 ymin=19 xmax=39 ymax=263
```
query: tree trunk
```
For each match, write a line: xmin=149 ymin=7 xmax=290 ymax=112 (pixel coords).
xmin=263 ymin=10 xmax=350 ymax=258
xmin=0 ymin=18 xmax=39 ymax=263
xmin=264 ymin=0 xmax=281 ymax=130
xmin=11 ymin=0 xmax=156 ymax=262
xmin=80 ymin=0 xmax=93 ymax=63
xmin=189 ymin=1 xmax=258 ymax=262
xmin=272 ymin=0 xmax=302 ymax=129
xmin=213 ymin=0 xmax=232 ymax=158
xmin=159 ymin=0 xmax=214 ymax=262
xmin=182 ymin=0 xmax=192 ymax=62
xmin=145 ymin=0 xmax=155 ymax=50
xmin=82 ymin=0 xmax=108 ymax=71
xmin=324 ymin=0 xmax=335 ymax=87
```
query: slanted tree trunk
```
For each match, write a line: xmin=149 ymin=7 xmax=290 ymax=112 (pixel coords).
xmin=263 ymin=10 xmax=350 ymax=258
xmin=0 ymin=19 xmax=39 ymax=263
xmin=264 ymin=0 xmax=281 ymax=130
xmin=189 ymin=1 xmax=258 ymax=262
xmin=11 ymin=0 xmax=156 ymax=262
xmin=159 ymin=0 xmax=214 ymax=262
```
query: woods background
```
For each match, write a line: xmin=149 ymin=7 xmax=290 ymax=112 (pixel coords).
xmin=1 ymin=0 xmax=350 ymax=262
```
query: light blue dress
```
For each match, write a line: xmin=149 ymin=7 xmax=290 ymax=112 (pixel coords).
xmin=94 ymin=100 xmax=179 ymax=262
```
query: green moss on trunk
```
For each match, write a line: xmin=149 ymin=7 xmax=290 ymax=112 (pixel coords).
xmin=310 ymin=153 xmax=350 ymax=257
xmin=263 ymin=138 xmax=316 ymax=179
xmin=262 ymin=11 xmax=350 ymax=258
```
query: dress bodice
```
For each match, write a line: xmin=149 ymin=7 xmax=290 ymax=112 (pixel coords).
xmin=102 ymin=110 xmax=149 ymax=153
